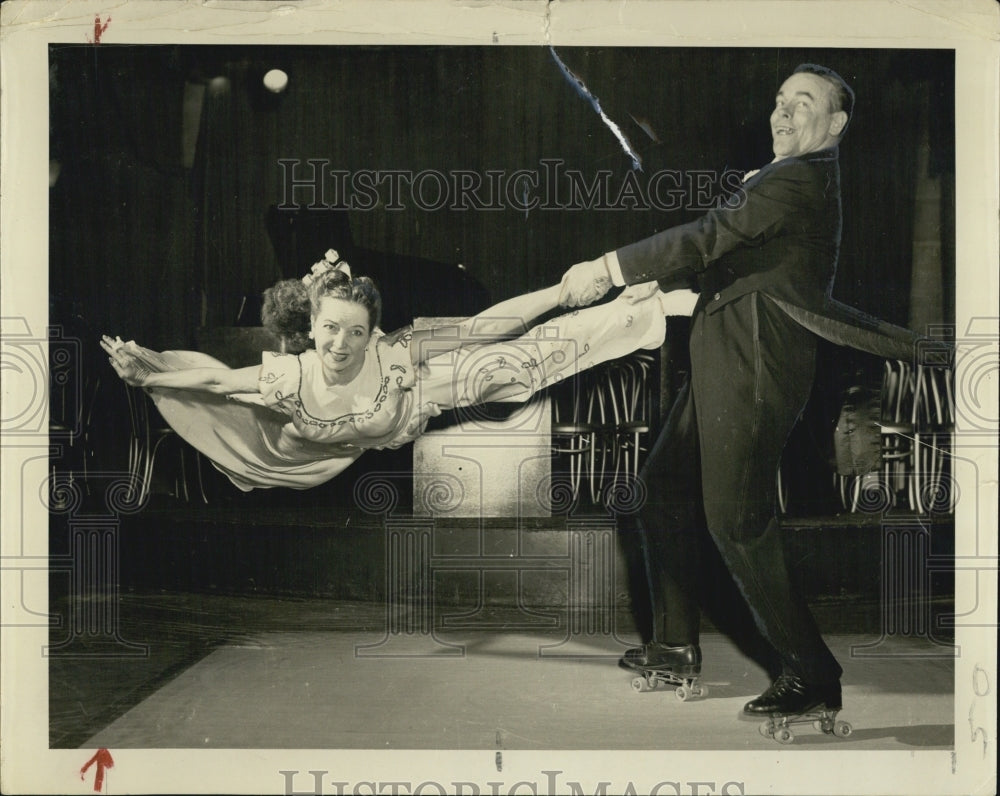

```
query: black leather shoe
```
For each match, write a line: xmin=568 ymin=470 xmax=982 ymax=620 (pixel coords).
xmin=620 ymin=643 xmax=702 ymax=675
xmin=743 ymin=674 xmax=842 ymax=715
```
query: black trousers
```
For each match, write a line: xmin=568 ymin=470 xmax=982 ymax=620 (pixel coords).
xmin=635 ymin=293 xmax=842 ymax=685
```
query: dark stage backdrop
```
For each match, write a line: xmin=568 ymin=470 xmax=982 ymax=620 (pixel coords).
xmin=47 ymin=45 xmax=955 ymax=515
xmin=49 ymin=45 xmax=954 ymax=349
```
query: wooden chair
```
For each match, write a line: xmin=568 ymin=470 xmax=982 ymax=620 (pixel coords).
xmin=836 ymin=360 xmax=954 ymax=514
xmin=121 ymin=381 xmax=206 ymax=504
xmin=604 ymin=352 xmax=656 ymax=493
xmin=550 ymin=370 xmax=606 ymax=507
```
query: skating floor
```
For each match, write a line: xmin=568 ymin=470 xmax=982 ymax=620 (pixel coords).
xmin=52 ymin=595 xmax=955 ymax=751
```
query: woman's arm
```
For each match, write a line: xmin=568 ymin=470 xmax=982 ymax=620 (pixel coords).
xmin=141 ymin=365 xmax=263 ymax=394
xmin=405 ymin=284 xmax=562 ymax=367
xmin=101 ymin=335 xmax=262 ymax=395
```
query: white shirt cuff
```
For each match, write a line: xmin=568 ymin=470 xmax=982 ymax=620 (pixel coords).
xmin=604 ymin=251 xmax=626 ymax=287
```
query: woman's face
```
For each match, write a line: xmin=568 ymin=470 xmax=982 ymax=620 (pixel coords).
xmin=312 ymin=297 xmax=372 ymax=384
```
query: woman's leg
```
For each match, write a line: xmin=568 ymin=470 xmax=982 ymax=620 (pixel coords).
xmin=408 ymin=285 xmax=563 ymax=369
xmin=417 ymin=290 xmax=667 ymax=409
xmin=462 ymin=285 xmax=563 ymax=339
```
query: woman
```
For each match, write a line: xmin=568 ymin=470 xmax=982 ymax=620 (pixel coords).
xmin=102 ymin=251 xmax=696 ymax=491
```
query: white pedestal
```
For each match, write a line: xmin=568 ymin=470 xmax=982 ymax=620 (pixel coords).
xmin=411 ymin=318 xmax=552 ymax=518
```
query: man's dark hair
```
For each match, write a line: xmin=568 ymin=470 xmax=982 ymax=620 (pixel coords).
xmin=793 ymin=63 xmax=854 ymax=135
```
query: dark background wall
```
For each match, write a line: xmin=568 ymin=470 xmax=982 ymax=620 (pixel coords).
xmin=45 ymin=44 xmax=957 ymax=624
xmin=47 ymin=45 xmax=955 ymax=514
xmin=49 ymin=45 xmax=954 ymax=343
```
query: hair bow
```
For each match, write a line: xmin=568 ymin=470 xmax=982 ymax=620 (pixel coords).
xmin=302 ymin=249 xmax=351 ymax=286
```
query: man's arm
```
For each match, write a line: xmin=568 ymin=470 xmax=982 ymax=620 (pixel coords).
xmin=558 ymin=163 xmax=819 ymax=307
xmin=616 ymin=160 xmax=822 ymax=287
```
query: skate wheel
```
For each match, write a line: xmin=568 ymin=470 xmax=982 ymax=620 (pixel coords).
xmin=812 ymin=720 xmax=825 ymax=732
xmin=834 ymin=721 xmax=852 ymax=737
xmin=759 ymin=721 xmax=774 ymax=738
xmin=691 ymin=684 xmax=707 ymax=699
xmin=631 ymin=677 xmax=647 ymax=693
xmin=775 ymin=728 xmax=794 ymax=744
xmin=674 ymin=685 xmax=690 ymax=702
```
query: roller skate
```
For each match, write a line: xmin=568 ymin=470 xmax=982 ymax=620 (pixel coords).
xmin=622 ymin=643 xmax=708 ymax=702
xmin=745 ymin=674 xmax=852 ymax=744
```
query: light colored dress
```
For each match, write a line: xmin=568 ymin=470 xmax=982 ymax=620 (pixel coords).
xmin=128 ymin=291 xmax=667 ymax=490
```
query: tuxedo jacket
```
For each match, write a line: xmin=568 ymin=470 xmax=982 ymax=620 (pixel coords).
xmin=616 ymin=147 xmax=926 ymax=363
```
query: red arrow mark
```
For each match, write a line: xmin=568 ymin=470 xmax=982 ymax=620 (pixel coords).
xmin=87 ymin=15 xmax=111 ymax=44
xmin=80 ymin=748 xmax=114 ymax=792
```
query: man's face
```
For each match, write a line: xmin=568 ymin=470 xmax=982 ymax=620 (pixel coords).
xmin=770 ymin=72 xmax=847 ymax=161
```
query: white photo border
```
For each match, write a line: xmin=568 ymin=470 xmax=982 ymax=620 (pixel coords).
xmin=2 ymin=1 xmax=997 ymax=794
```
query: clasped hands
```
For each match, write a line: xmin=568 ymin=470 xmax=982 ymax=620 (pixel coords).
xmin=557 ymin=256 xmax=615 ymax=308
xmin=558 ymin=255 xmax=698 ymax=315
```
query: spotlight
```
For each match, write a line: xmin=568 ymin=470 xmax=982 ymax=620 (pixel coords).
xmin=206 ymin=75 xmax=231 ymax=96
xmin=263 ymin=69 xmax=289 ymax=94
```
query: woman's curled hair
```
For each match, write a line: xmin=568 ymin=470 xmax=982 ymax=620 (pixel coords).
xmin=307 ymin=269 xmax=382 ymax=332
xmin=262 ymin=278 xmax=312 ymax=354
xmin=262 ymin=266 xmax=383 ymax=355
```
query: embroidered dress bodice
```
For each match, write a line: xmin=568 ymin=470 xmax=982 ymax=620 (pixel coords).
xmin=258 ymin=332 xmax=416 ymax=448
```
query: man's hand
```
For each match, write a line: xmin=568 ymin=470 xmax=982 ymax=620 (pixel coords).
xmin=558 ymin=256 xmax=613 ymax=307
xmin=620 ymin=283 xmax=699 ymax=315
xmin=658 ymin=288 xmax=700 ymax=316
xmin=620 ymin=280 xmax=661 ymax=304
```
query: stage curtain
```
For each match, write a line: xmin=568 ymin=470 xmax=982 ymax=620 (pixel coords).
xmin=49 ymin=45 xmax=196 ymax=349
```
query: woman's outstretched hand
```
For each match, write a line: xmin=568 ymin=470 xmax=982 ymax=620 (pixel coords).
xmin=100 ymin=335 xmax=151 ymax=386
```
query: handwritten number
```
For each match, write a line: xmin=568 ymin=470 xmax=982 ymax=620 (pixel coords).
xmin=968 ymin=664 xmax=990 ymax=758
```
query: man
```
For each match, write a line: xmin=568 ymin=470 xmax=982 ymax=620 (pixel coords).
xmin=559 ymin=64 xmax=924 ymax=716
